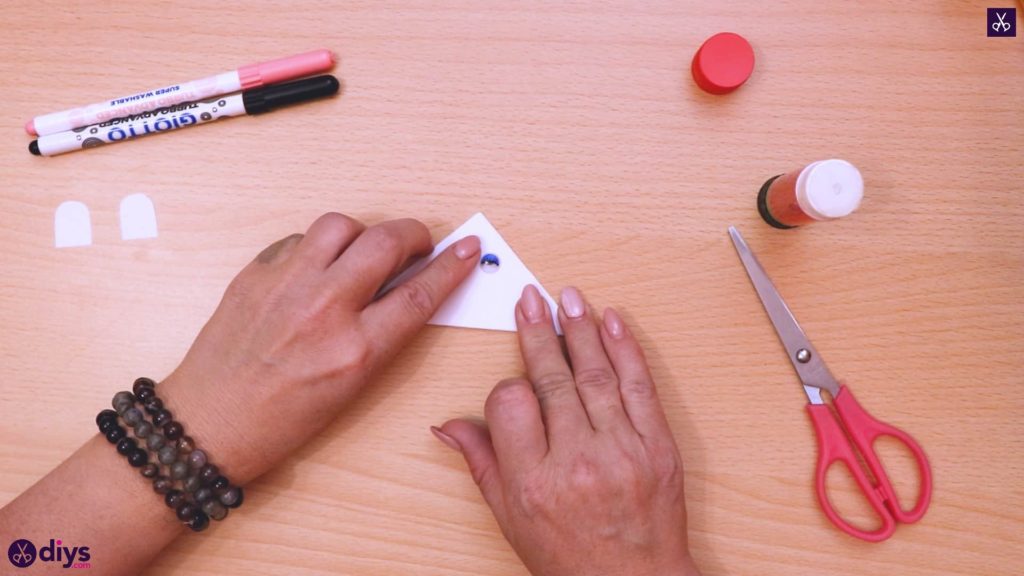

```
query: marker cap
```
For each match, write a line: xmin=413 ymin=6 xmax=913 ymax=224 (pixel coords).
xmin=795 ymin=159 xmax=864 ymax=220
xmin=692 ymin=32 xmax=755 ymax=95
xmin=242 ymin=75 xmax=340 ymax=114
xmin=237 ymin=49 xmax=335 ymax=90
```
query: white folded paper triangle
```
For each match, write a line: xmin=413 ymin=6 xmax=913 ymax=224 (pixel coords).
xmin=381 ymin=213 xmax=561 ymax=333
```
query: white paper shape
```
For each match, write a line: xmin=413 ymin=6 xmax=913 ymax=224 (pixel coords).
xmin=382 ymin=213 xmax=561 ymax=333
xmin=119 ymin=193 xmax=158 ymax=240
xmin=54 ymin=201 xmax=92 ymax=248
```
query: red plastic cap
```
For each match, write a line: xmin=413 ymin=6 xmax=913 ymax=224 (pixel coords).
xmin=692 ymin=32 xmax=754 ymax=95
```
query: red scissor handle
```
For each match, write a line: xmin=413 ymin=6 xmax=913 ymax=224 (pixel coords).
xmin=806 ymin=385 xmax=933 ymax=542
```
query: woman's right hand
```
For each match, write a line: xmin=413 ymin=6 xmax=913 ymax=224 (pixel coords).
xmin=435 ymin=285 xmax=700 ymax=576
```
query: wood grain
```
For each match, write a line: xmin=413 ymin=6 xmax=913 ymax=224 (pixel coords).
xmin=1 ymin=1 xmax=1021 ymax=574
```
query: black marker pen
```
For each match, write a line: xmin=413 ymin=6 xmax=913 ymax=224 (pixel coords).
xmin=29 ymin=75 xmax=339 ymax=157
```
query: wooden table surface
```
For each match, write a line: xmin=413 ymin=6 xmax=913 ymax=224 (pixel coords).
xmin=1 ymin=1 xmax=1021 ymax=574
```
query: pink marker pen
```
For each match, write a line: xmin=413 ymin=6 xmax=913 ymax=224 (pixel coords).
xmin=29 ymin=76 xmax=340 ymax=157
xmin=26 ymin=49 xmax=334 ymax=136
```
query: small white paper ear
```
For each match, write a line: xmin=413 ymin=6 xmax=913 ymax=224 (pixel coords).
xmin=54 ymin=201 xmax=92 ymax=248
xmin=119 ymin=193 xmax=158 ymax=240
xmin=382 ymin=213 xmax=561 ymax=334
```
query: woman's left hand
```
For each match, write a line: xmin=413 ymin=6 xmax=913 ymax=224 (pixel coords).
xmin=157 ymin=212 xmax=480 ymax=484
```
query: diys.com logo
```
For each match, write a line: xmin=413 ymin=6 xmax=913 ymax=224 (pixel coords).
xmin=7 ymin=538 xmax=91 ymax=569
xmin=7 ymin=540 xmax=35 ymax=568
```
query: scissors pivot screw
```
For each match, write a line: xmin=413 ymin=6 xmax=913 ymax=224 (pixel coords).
xmin=796 ymin=348 xmax=812 ymax=363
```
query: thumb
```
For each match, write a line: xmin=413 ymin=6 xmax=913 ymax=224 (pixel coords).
xmin=432 ymin=420 xmax=505 ymax=517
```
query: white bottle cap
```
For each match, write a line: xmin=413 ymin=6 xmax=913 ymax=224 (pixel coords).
xmin=795 ymin=159 xmax=864 ymax=221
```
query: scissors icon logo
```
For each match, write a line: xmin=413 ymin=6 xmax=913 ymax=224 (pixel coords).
xmin=7 ymin=539 xmax=37 ymax=568
xmin=988 ymin=8 xmax=1017 ymax=36
xmin=993 ymin=12 xmax=1010 ymax=32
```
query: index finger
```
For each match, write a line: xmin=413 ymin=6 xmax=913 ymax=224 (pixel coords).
xmin=484 ymin=377 xmax=548 ymax=471
xmin=359 ymin=236 xmax=480 ymax=361
xmin=516 ymin=285 xmax=592 ymax=444
xmin=328 ymin=219 xmax=434 ymax=305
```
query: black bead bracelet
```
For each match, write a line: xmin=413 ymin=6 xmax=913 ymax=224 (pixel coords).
xmin=96 ymin=377 xmax=243 ymax=532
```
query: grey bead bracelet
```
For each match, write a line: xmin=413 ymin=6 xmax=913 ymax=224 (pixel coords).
xmin=96 ymin=377 xmax=244 ymax=532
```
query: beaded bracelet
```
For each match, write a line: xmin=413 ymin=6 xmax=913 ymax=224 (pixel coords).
xmin=95 ymin=377 xmax=243 ymax=532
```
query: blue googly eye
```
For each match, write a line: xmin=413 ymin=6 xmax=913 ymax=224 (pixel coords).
xmin=480 ymin=253 xmax=500 ymax=273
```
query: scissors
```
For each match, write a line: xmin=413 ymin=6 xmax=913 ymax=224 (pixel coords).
xmin=728 ymin=227 xmax=932 ymax=542
xmin=10 ymin=541 xmax=34 ymax=566
xmin=993 ymin=11 xmax=1011 ymax=33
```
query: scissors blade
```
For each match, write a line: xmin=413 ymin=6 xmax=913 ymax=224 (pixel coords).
xmin=728 ymin=227 xmax=840 ymax=402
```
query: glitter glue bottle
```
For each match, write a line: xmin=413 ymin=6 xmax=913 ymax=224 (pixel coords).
xmin=757 ymin=159 xmax=864 ymax=229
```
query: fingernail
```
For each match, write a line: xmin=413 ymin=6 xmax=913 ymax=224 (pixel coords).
xmin=520 ymin=284 xmax=546 ymax=323
xmin=560 ymin=286 xmax=585 ymax=319
xmin=453 ymin=235 xmax=481 ymax=260
xmin=430 ymin=426 xmax=462 ymax=452
xmin=603 ymin=307 xmax=625 ymax=339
